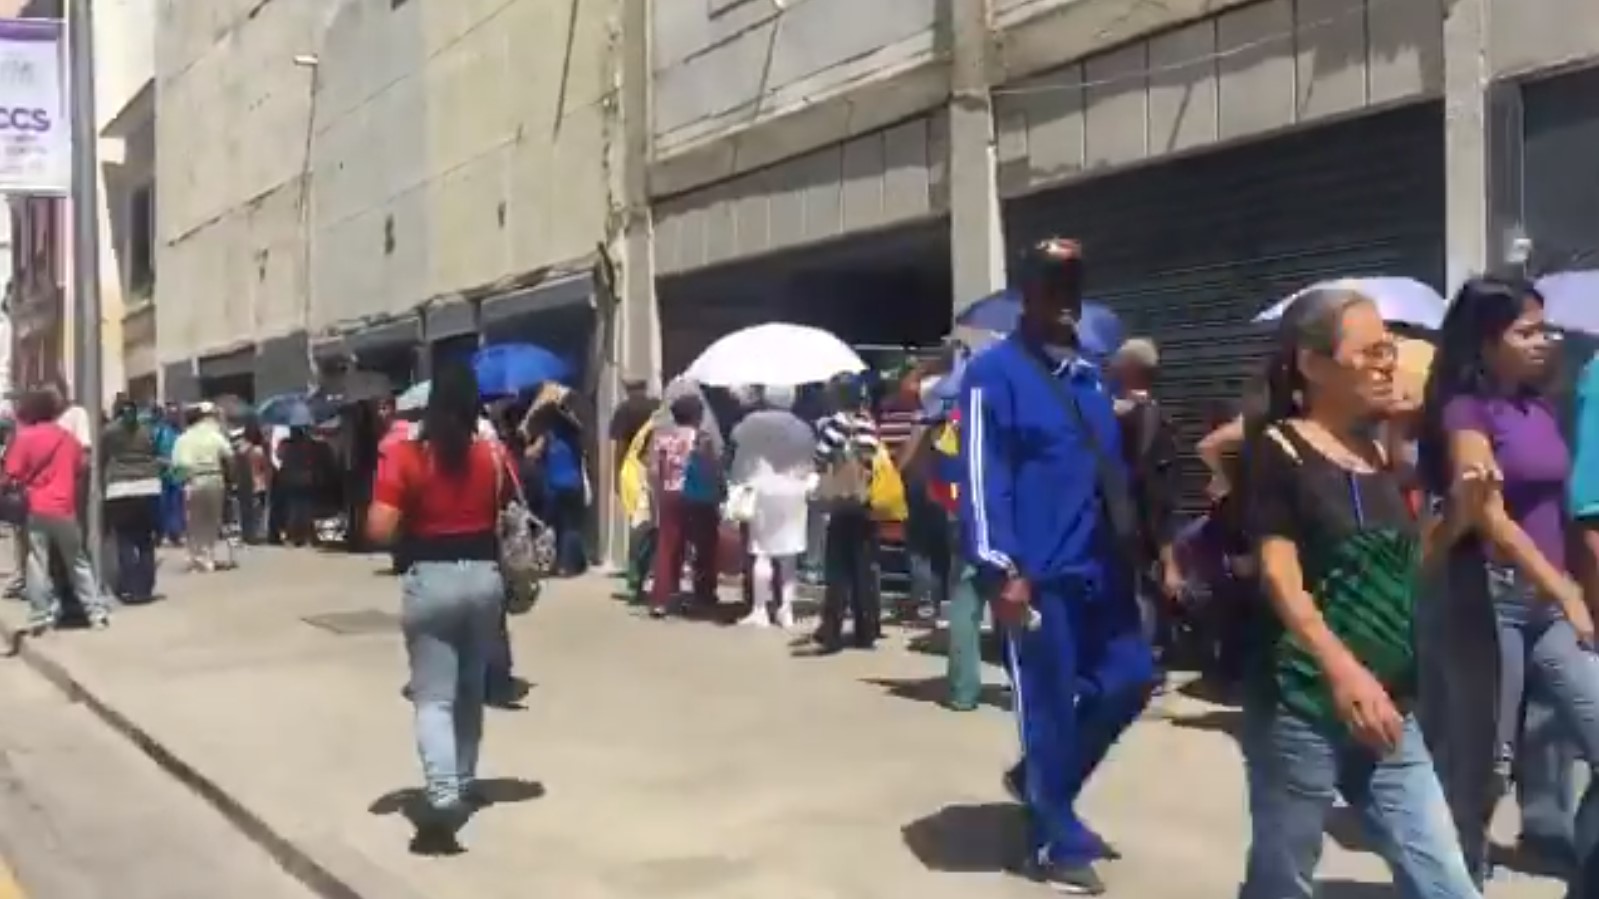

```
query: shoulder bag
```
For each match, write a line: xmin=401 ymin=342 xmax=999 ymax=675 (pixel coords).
xmin=0 ymin=433 xmax=69 ymax=525
xmin=495 ymin=446 xmax=555 ymax=612
xmin=1018 ymin=352 xmax=1142 ymax=571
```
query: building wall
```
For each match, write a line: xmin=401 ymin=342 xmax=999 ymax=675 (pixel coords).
xmin=649 ymin=0 xmax=945 ymax=195
xmin=309 ymin=0 xmax=617 ymax=335
xmin=994 ymin=0 xmax=1442 ymax=198
xmin=95 ymin=0 xmax=156 ymax=400
xmin=154 ymin=0 xmax=620 ymax=379
xmin=653 ymin=0 xmax=938 ymax=154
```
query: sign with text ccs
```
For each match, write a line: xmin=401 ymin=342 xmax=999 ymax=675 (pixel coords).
xmin=0 ymin=18 xmax=66 ymax=195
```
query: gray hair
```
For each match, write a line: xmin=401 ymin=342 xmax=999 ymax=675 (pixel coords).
xmin=1256 ymin=287 xmax=1373 ymax=426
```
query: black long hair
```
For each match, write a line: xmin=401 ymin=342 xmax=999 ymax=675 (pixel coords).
xmin=1417 ymin=274 xmax=1544 ymax=494
xmin=423 ymin=361 xmax=480 ymax=477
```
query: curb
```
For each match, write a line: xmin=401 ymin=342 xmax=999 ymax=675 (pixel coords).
xmin=0 ymin=617 xmax=375 ymax=899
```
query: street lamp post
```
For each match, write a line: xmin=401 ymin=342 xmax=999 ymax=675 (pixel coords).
xmin=67 ymin=0 xmax=104 ymax=572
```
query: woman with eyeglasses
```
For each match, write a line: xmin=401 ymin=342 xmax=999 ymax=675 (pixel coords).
xmin=1418 ymin=275 xmax=1597 ymax=887
xmin=1238 ymin=288 xmax=1484 ymax=898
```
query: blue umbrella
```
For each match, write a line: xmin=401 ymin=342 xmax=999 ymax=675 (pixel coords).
xmin=257 ymin=392 xmax=338 ymax=428
xmin=954 ymin=289 xmax=1124 ymax=360
xmin=473 ymin=343 xmax=571 ymax=398
xmin=1537 ymin=269 xmax=1599 ymax=337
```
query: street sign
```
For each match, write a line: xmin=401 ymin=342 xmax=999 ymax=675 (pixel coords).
xmin=0 ymin=18 xmax=67 ymax=195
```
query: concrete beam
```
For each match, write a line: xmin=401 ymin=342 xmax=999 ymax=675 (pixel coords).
xmin=946 ymin=0 xmax=1007 ymax=310
xmin=1443 ymin=0 xmax=1490 ymax=288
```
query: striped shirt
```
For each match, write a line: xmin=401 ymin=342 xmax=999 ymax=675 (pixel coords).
xmin=815 ymin=411 xmax=880 ymax=467
xmin=876 ymin=406 xmax=919 ymax=460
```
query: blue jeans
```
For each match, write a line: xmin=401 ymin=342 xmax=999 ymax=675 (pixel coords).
xmin=1004 ymin=570 xmax=1153 ymax=865
xmin=1517 ymin=693 xmax=1578 ymax=850
xmin=159 ymin=479 xmax=185 ymax=542
xmin=1240 ymin=703 xmax=1480 ymax=899
xmin=24 ymin=513 xmax=111 ymax=629
xmin=1491 ymin=567 xmax=1599 ymax=892
xmin=402 ymin=560 xmax=505 ymax=810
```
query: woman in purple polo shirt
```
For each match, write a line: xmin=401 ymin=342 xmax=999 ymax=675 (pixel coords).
xmin=1420 ymin=275 xmax=1594 ymax=887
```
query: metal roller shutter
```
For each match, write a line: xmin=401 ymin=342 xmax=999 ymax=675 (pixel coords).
xmin=1004 ymin=103 xmax=1446 ymax=510
xmin=1523 ymin=66 xmax=1599 ymax=270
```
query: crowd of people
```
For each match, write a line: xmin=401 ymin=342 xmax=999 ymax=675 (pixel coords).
xmin=6 ymin=235 xmax=1599 ymax=896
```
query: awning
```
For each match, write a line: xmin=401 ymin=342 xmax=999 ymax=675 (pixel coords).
xmin=479 ymin=271 xmax=593 ymax=327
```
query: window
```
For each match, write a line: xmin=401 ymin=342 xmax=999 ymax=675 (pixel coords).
xmin=128 ymin=183 xmax=155 ymax=295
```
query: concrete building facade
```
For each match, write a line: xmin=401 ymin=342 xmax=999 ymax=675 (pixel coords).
xmin=154 ymin=0 xmax=625 ymax=403
xmin=639 ymin=0 xmax=1599 ymax=500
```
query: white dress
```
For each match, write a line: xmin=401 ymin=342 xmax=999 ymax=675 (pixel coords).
xmin=730 ymin=410 xmax=814 ymax=558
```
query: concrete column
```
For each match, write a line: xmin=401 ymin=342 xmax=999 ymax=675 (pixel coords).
xmin=595 ymin=0 xmax=662 ymax=570
xmin=945 ymin=0 xmax=1007 ymax=314
xmin=1443 ymin=0 xmax=1492 ymax=290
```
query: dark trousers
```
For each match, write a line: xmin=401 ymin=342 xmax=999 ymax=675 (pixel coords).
xmin=650 ymin=493 xmax=717 ymax=608
xmin=547 ymin=488 xmax=587 ymax=575
xmin=107 ymin=496 xmax=159 ymax=602
xmin=283 ymin=489 xmax=315 ymax=546
xmin=818 ymin=509 xmax=880 ymax=647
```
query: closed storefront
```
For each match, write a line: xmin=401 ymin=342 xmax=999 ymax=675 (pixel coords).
xmin=1522 ymin=65 xmax=1599 ymax=268
xmin=1005 ymin=103 xmax=1446 ymax=503
xmin=654 ymin=115 xmax=953 ymax=377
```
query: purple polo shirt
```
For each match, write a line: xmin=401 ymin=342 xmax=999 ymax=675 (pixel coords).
xmin=1443 ymin=394 xmax=1571 ymax=573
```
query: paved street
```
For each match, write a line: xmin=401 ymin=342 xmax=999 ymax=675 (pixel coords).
xmin=0 ymin=543 xmax=1566 ymax=898
xmin=0 ymin=662 xmax=314 ymax=899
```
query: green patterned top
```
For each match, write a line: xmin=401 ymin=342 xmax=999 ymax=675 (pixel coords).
xmin=1246 ymin=424 xmax=1421 ymax=729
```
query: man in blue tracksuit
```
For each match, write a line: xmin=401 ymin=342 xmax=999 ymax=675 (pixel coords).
xmin=959 ymin=239 xmax=1155 ymax=895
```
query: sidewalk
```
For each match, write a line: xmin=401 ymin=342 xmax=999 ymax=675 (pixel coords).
xmin=0 ymin=543 xmax=1560 ymax=899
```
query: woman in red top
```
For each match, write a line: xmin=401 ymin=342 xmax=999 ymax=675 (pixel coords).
xmin=367 ymin=362 xmax=508 ymax=847
xmin=5 ymin=388 xmax=111 ymax=633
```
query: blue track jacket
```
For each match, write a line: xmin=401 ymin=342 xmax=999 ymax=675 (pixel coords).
xmin=958 ymin=335 xmax=1125 ymax=583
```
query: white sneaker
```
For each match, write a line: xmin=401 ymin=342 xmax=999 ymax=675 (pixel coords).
xmin=774 ymin=607 xmax=795 ymax=630
xmin=738 ymin=612 xmax=770 ymax=628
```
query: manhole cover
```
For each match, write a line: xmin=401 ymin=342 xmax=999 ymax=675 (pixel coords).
xmin=302 ymin=609 xmax=399 ymax=635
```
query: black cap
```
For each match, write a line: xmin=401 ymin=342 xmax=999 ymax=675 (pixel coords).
xmin=1014 ymin=238 xmax=1084 ymax=292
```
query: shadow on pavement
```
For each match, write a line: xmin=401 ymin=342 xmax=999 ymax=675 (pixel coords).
xmin=487 ymin=676 xmax=536 ymax=710
xmin=1317 ymin=880 xmax=1408 ymax=898
xmin=901 ymin=802 xmax=1028 ymax=874
xmin=864 ymin=676 xmax=1011 ymax=712
xmin=368 ymin=778 xmax=548 ymax=817
xmin=1164 ymin=708 xmax=1243 ymax=738
xmin=1489 ymin=839 xmax=1578 ymax=880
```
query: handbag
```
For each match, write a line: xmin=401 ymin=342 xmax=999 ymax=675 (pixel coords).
xmin=495 ymin=450 xmax=553 ymax=612
xmin=723 ymin=482 xmax=757 ymax=523
xmin=0 ymin=432 xmax=69 ymax=525
xmin=1019 ymin=352 xmax=1142 ymax=570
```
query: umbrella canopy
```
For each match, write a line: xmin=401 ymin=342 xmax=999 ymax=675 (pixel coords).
xmin=395 ymin=380 xmax=430 ymax=413
xmin=473 ymin=343 xmax=571 ymax=397
xmin=685 ymin=323 xmax=866 ymax=388
xmin=1536 ymin=269 xmax=1599 ymax=337
xmin=1255 ymin=276 xmax=1446 ymax=330
xmin=952 ymin=290 xmax=1125 ymax=361
xmin=257 ymin=392 xmax=338 ymax=427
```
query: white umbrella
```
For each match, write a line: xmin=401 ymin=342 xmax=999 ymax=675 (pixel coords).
xmin=1254 ymin=277 xmax=1447 ymax=330
xmin=1536 ymin=270 xmax=1599 ymax=337
xmin=686 ymin=323 xmax=866 ymax=388
xmin=395 ymin=380 xmax=430 ymax=413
